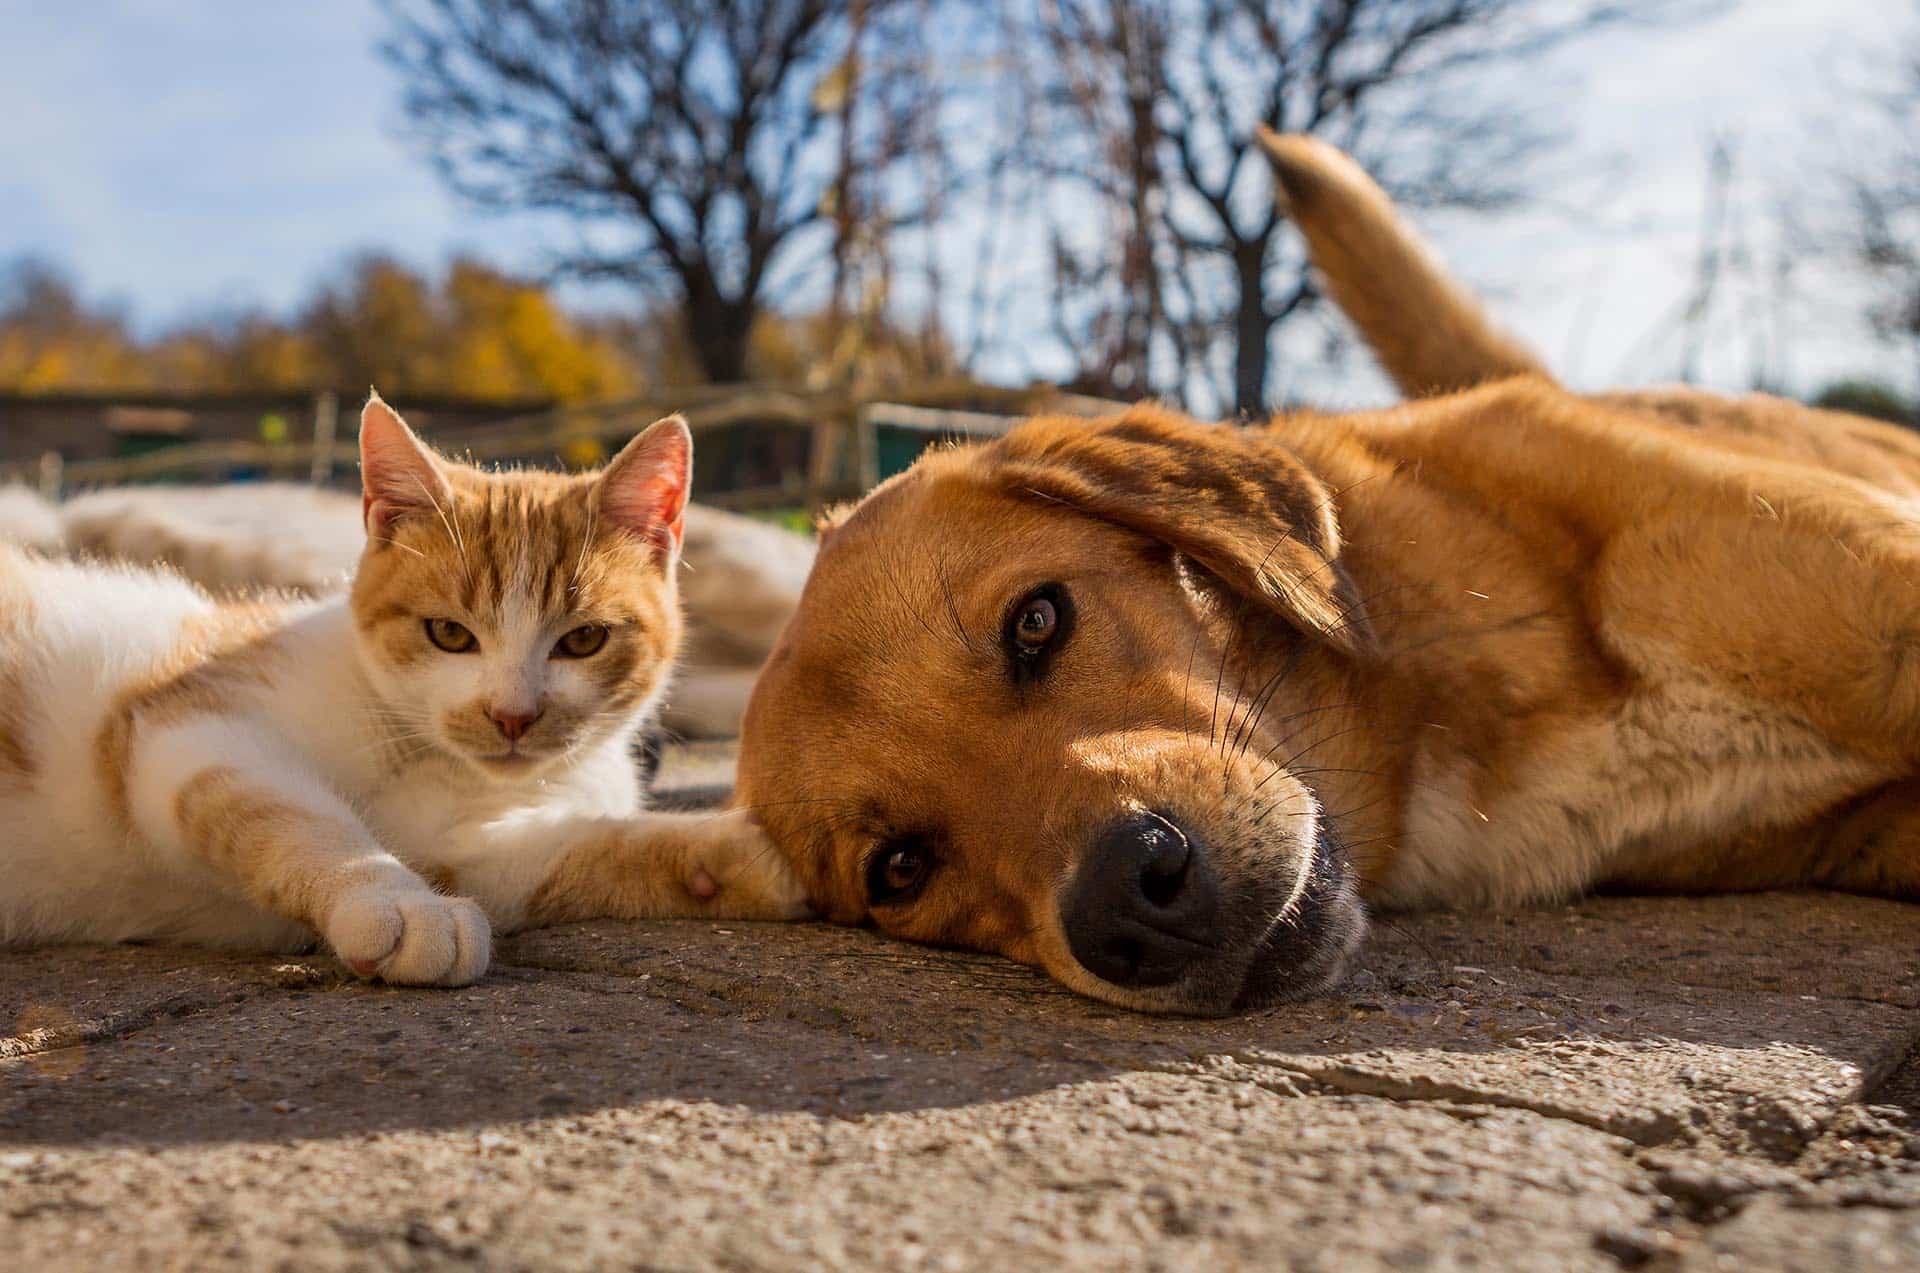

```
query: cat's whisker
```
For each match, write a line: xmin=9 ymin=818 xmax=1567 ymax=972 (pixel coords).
xmin=371 ymin=536 xmax=428 ymax=561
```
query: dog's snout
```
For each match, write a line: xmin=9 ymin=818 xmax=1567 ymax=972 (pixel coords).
xmin=1062 ymin=811 xmax=1220 ymax=988
xmin=1133 ymin=814 xmax=1193 ymax=906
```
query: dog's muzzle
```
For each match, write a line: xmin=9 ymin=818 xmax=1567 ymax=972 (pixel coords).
xmin=1058 ymin=810 xmax=1366 ymax=1012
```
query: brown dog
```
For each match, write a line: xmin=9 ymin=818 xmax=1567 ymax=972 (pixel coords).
xmin=737 ymin=132 xmax=1920 ymax=1015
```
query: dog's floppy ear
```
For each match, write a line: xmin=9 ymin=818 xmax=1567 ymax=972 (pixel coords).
xmin=984 ymin=406 xmax=1372 ymax=656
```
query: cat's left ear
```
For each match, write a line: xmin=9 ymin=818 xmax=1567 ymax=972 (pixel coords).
xmin=360 ymin=393 xmax=453 ymax=537
xmin=594 ymin=414 xmax=691 ymax=559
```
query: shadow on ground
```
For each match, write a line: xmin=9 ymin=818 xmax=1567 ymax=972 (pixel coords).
xmin=4 ymin=891 xmax=1916 ymax=1155
xmin=4 ymin=890 xmax=1919 ymax=1271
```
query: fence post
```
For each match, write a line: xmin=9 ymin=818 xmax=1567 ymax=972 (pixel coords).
xmin=853 ymin=404 xmax=879 ymax=491
xmin=310 ymin=391 xmax=339 ymax=484
xmin=36 ymin=451 xmax=62 ymax=500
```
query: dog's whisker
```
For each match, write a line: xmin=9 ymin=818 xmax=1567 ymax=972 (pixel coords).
xmin=933 ymin=545 xmax=979 ymax=656
xmin=1225 ymin=641 xmax=1311 ymax=781
xmin=1247 ymin=722 xmax=1378 ymax=799
xmin=1208 ymin=588 xmax=1259 ymax=748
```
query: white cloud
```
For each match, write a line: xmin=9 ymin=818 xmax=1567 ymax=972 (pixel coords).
xmin=0 ymin=0 xmax=553 ymax=326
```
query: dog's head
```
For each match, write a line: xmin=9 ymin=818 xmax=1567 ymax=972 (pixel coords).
xmin=738 ymin=405 xmax=1370 ymax=1014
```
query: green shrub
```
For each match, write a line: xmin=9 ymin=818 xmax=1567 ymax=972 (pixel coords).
xmin=1812 ymin=380 xmax=1916 ymax=424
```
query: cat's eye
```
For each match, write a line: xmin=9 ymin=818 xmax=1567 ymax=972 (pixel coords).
xmin=866 ymin=836 xmax=936 ymax=906
xmin=424 ymin=618 xmax=477 ymax=653
xmin=554 ymin=624 xmax=610 ymax=659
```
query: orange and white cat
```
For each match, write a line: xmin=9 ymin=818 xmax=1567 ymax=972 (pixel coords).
xmin=0 ymin=396 xmax=807 ymax=985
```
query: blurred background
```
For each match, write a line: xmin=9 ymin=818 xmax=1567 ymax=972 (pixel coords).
xmin=2 ymin=0 xmax=1916 ymax=510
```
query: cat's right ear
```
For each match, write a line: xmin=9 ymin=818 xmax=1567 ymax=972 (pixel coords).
xmin=594 ymin=414 xmax=692 ymax=560
xmin=360 ymin=393 xmax=453 ymax=538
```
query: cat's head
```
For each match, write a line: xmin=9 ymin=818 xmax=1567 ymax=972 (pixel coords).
xmin=348 ymin=395 xmax=686 ymax=779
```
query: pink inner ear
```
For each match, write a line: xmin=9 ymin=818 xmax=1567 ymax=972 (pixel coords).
xmin=600 ymin=422 xmax=691 ymax=553
xmin=360 ymin=397 xmax=448 ymax=536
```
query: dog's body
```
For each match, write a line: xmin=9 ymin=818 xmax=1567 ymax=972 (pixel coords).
xmin=738 ymin=133 xmax=1920 ymax=1014
xmin=1254 ymin=376 xmax=1920 ymax=910
xmin=1251 ymin=132 xmax=1920 ymax=909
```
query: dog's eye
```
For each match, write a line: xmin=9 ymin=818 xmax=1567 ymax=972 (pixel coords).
xmin=1015 ymin=597 xmax=1058 ymax=648
xmin=867 ymin=837 xmax=936 ymax=905
xmin=553 ymin=624 xmax=609 ymax=659
xmin=1002 ymin=583 xmax=1073 ymax=684
xmin=425 ymin=618 xmax=478 ymax=653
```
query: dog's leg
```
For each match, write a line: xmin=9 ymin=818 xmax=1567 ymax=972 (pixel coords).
xmin=1603 ymin=801 xmax=1920 ymax=901
xmin=1582 ymin=488 xmax=1920 ymax=902
xmin=433 ymin=808 xmax=812 ymax=932
xmin=1593 ymin=498 xmax=1920 ymax=771
xmin=1804 ymin=780 xmax=1920 ymax=899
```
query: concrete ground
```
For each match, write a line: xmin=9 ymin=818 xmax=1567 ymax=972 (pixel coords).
xmin=4 ymin=746 xmax=1920 ymax=1270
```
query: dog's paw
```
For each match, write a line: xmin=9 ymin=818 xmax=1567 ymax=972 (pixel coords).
xmin=687 ymin=811 xmax=813 ymax=921
xmin=326 ymin=883 xmax=493 ymax=987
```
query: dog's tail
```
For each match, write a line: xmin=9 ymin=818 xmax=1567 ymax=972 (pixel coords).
xmin=1254 ymin=128 xmax=1550 ymax=398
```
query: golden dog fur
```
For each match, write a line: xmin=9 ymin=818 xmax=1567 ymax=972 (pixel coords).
xmin=738 ymin=131 xmax=1920 ymax=1015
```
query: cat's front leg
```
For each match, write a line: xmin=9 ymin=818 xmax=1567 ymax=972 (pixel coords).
xmin=446 ymin=808 xmax=811 ymax=932
xmin=126 ymin=716 xmax=491 ymax=985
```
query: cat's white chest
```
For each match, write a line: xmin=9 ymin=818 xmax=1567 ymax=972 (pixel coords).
xmin=356 ymin=742 xmax=644 ymax=867
xmin=363 ymin=768 xmax=474 ymax=848
xmin=1383 ymin=679 xmax=1883 ymax=909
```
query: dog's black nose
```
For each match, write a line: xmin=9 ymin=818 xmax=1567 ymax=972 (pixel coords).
xmin=1061 ymin=811 xmax=1220 ymax=987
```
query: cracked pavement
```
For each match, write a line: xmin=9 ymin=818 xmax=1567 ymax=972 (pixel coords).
xmin=4 ymin=747 xmax=1920 ymax=1270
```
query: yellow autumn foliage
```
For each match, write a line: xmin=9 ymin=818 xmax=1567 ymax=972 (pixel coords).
xmin=0 ymin=255 xmax=641 ymax=402
xmin=0 ymin=254 xmax=951 ymax=401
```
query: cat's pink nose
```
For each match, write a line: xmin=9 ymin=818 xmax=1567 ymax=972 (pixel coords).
xmin=488 ymin=706 xmax=542 ymax=742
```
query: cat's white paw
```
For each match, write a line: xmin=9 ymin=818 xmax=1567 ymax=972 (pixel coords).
xmin=689 ymin=811 xmax=814 ymax=920
xmin=326 ymin=884 xmax=493 ymax=987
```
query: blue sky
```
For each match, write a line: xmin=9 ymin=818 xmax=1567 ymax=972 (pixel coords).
xmin=0 ymin=1 xmax=530 ymax=318
xmin=0 ymin=0 xmax=1909 ymax=405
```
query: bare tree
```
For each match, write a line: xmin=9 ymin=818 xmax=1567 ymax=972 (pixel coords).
xmin=812 ymin=0 xmax=968 ymax=390
xmin=1022 ymin=0 xmax=1683 ymax=414
xmin=1844 ymin=30 xmax=1920 ymax=422
xmin=383 ymin=0 xmax=936 ymax=384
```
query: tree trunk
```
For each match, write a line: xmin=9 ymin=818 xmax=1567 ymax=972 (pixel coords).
xmin=685 ymin=279 xmax=754 ymax=384
xmin=1232 ymin=247 xmax=1272 ymax=416
xmin=1910 ymin=318 xmax=1920 ymax=431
